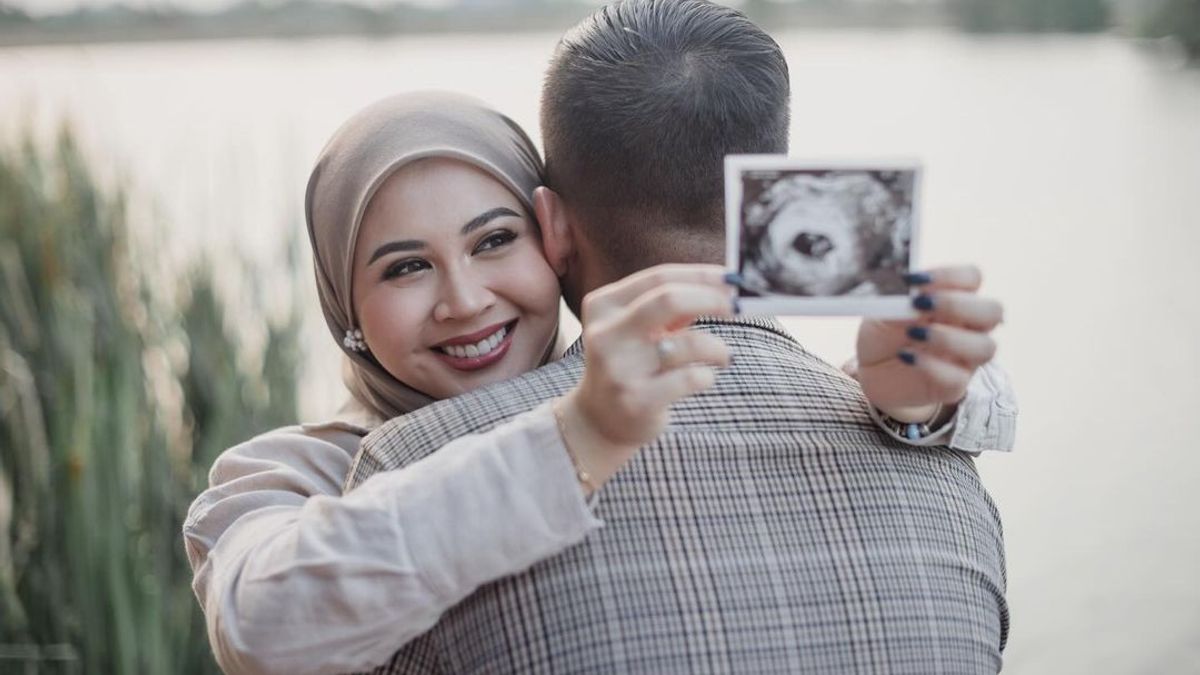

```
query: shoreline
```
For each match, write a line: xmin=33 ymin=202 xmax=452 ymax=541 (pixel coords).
xmin=0 ymin=5 xmax=953 ymax=49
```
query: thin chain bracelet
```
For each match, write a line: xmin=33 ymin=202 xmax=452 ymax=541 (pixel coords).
xmin=552 ymin=399 xmax=598 ymax=494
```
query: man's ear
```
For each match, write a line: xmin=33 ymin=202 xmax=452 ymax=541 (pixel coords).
xmin=533 ymin=186 xmax=573 ymax=277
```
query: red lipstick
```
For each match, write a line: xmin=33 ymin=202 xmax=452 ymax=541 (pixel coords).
xmin=431 ymin=320 xmax=516 ymax=372
xmin=433 ymin=320 xmax=512 ymax=348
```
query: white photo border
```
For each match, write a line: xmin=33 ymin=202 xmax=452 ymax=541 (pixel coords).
xmin=725 ymin=154 xmax=924 ymax=319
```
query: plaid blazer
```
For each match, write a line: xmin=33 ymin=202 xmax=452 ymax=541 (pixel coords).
xmin=345 ymin=317 xmax=1008 ymax=674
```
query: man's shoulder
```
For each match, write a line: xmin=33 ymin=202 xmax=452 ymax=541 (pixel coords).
xmin=347 ymin=318 xmax=837 ymax=489
xmin=346 ymin=354 xmax=583 ymax=488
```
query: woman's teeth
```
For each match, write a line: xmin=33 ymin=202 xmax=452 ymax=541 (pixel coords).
xmin=438 ymin=325 xmax=508 ymax=359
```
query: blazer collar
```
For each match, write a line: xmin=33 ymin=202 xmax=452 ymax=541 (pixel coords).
xmin=564 ymin=315 xmax=795 ymax=358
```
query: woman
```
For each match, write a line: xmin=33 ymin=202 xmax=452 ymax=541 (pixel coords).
xmin=184 ymin=92 xmax=1015 ymax=674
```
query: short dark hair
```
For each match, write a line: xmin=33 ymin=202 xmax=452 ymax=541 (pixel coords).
xmin=541 ymin=0 xmax=790 ymax=274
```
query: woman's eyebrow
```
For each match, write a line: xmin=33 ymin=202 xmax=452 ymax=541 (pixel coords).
xmin=461 ymin=207 xmax=521 ymax=236
xmin=367 ymin=207 xmax=521 ymax=266
xmin=368 ymin=239 xmax=424 ymax=265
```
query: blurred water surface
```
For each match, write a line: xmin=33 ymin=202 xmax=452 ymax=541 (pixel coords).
xmin=2 ymin=29 xmax=1199 ymax=673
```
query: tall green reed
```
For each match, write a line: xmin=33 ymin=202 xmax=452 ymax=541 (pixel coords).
xmin=0 ymin=128 xmax=301 ymax=673
xmin=1142 ymin=0 xmax=1200 ymax=62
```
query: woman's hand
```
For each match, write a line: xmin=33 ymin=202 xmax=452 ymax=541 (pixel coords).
xmin=853 ymin=265 xmax=1004 ymax=423
xmin=555 ymin=264 xmax=735 ymax=493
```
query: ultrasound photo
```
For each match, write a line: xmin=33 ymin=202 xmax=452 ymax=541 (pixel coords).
xmin=725 ymin=156 xmax=922 ymax=318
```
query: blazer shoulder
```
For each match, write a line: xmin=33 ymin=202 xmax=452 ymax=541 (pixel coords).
xmin=348 ymin=355 xmax=583 ymax=486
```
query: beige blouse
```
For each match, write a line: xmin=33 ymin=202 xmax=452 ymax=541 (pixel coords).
xmin=184 ymin=402 xmax=602 ymax=674
xmin=183 ymin=363 xmax=1016 ymax=675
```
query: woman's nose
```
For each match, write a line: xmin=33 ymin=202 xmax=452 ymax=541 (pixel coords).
xmin=432 ymin=267 xmax=497 ymax=322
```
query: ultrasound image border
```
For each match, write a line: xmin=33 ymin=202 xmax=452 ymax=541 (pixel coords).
xmin=724 ymin=155 xmax=923 ymax=318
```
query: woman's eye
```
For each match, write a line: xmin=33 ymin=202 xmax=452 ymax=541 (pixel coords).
xmin=474 ymin=229 xmax=517 ymax=254
xmin=383 ymin=258 xmax=429 ymax=280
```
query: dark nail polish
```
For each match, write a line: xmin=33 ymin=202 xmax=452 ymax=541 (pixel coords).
xmin=904 ymin=272 xmax=932 ymax=286
xmin=723 ymin=272 xmax=745 ymax=287
xmin=906 ymin=326 xmax=929 ymax=341
xmin=912 ymin=294 xmax=935 ymax=311
xmin=732 ymin=297 xmax=742 ymax=315
xmin=898 ymin=350 xmax=917 ymax=366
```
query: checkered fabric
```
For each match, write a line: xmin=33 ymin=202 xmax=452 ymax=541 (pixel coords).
xmin=345 ymin=317 xmax=1008 ymax=674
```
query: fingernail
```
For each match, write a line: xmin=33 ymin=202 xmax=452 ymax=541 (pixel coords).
xmin=732 ymin=297 xmax=742 ymax=315
xmin=906 ymin=326 xmax=929 ymax=341
xmin=904 ymin=272 xmax=932 ymax=286
xmin=912 ymin=294 xmax=935 ymax=311
xmin=723 ymin=272 xmax=745 ymax=287
xmin=898 ymin=350 xmax=917 ymax=366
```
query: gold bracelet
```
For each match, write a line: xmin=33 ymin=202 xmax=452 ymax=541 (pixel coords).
xmin=552 ymin=399 xmax=598 ymax=494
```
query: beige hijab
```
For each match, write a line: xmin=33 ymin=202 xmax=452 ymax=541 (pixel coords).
xmin=305 ymin=91 xmax=545 ymax=421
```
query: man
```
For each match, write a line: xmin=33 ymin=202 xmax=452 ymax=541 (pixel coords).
xmin=347 ymin=0 xmax=1009 ymax=671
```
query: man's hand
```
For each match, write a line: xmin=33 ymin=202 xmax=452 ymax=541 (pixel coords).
xmin=852 ymin=266 xmax=1003 ymax=423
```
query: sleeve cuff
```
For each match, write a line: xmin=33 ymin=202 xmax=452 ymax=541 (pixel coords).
xmin=866 ymin=361 xmax=1018 ymax=454
xmin=949 ymin=361 xmax=1018 ymax=453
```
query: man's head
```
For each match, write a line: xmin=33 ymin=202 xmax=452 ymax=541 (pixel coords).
xmin=535 ymin=0 xmax=790 ymax=313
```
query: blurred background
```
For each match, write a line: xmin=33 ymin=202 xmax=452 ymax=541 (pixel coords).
xmin=1 ymin=0 xmax=1198 ymax=672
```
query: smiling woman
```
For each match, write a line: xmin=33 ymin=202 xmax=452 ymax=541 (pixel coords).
xmin=351 ymin=157 xmax=561 ymax=400
xmin=182 ymin=91 xmax=737 ymax=673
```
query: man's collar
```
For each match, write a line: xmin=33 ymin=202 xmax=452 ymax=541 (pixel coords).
xmin=563 ymin=315 xmax=794 ymax=358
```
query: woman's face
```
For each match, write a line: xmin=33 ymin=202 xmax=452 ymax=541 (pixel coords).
xmin=351 ymin=157 xmax=561 ymax=400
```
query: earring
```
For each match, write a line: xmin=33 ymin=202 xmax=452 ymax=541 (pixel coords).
xmin=343 ymin=328 xmax=367 ymax=353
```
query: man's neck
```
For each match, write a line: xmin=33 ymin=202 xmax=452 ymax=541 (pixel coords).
xmin=565 ymin=238 xmax=724 ymax=320
xmin=591 ymin=235 xmax=725 ymax=290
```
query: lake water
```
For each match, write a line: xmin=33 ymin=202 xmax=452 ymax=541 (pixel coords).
xmin=3 ymin=29 xmax=1199 ymax=673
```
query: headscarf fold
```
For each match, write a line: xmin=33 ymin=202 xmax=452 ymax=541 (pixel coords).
xmin=305 ymin=91 xmax=545 ymax=420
